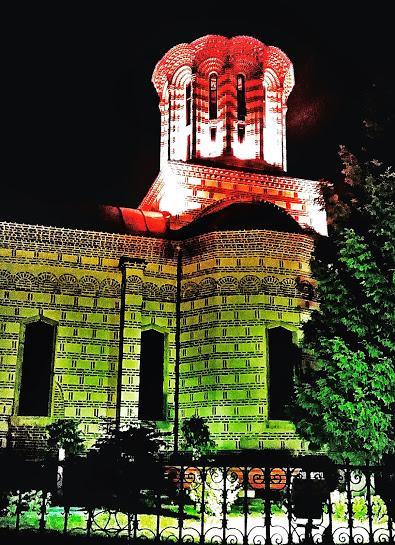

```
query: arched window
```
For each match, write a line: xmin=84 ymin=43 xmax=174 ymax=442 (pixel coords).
xmin=237 ymin=74 xmax=246 ymax=121
xmin=185 ymin=83 xmax=192 ymax=126
xmin=18 ymin=320 xmax=56 ymax=416
xmin=209 ymin=74 xmax=218 ymax=120
xmin=268 ymin=327 xmax=299 ymax=420
xmin=138 ymin=329 xmax=165 ymax=420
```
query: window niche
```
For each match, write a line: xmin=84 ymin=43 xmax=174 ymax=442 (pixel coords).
xmin=185 ymin=83 xmax=192 ymax=126
xmin=18 ymin=320 xmax=56 ymax=417
xmin=138 ymin=329 xmax=166 ymax=421
xmin=236 ymin=74 xmax=246 ymax=121
xmin=267 ymin=327 xmax=299 ymax=420
xmin=209 ymin=74 xmax=218 ymax=120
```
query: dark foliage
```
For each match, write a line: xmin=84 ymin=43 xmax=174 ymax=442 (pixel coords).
xmin=292 ymin=110 xmax=395 ymax=463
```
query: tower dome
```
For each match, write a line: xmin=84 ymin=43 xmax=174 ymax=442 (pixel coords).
xmin=153 ymin=35 xmax=294 ymax=172
xmin=141 ymin=35 xmax=326 ymax=236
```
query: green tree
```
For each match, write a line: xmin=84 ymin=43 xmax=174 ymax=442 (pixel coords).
xmin=293 ymin=142 xmax=395 ymax=464
xmin=181 ymin=416 xmax=216 ymax=458
xmin=46 ymin=419 xmax=85 ymax=457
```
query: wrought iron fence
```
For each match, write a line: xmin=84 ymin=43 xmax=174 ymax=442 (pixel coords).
xmin=0 ymin=454 xmax=394 ymax=543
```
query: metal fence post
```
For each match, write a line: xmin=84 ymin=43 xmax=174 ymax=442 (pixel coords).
xmin=39 ymin=490 xmax=47 ymax=531
xmin=286 ymin=465 xmax=293 ymax=544
xmin=199 ymin=465 xmax=206 ymax=545
xmin=365 ymin=460 xmax=374 ymax=543
xmin=264 ymin=466 xmax=272 ymax=545
xmin=15 ymin=490 xmax=22 ymax=532
xmin=222 ymin=466 xmax=228 ymax=545
xmin=178 ymin=465 xmax=185 ymax=544
xmin=242 ymin=466 xmax=249 ymax=545
xmin=345 ymin=461 xmax=354 ymax=545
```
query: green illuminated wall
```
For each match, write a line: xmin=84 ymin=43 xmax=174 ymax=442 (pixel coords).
xmin=0 ymin=223 xmax=177 ymax=453
xmin=179 ymin=230 xmax=314 ymax=451
xmin=0 ymin=222 xmax=315 ymax=454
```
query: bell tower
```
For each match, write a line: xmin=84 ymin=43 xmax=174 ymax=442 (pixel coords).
xmin=152 ymin=35 xmax=294 ymax=171
xmin=140 ymin=35 xmax=326 ymax=236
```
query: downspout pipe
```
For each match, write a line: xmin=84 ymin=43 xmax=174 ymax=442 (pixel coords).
xmin=116 ymin=256 xmax=146 ymax=432
xmin=173 ymin=245 xmax=182 ymax=453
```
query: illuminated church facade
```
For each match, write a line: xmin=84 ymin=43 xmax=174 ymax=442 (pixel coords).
xmin=0 ymin=35 xmax=326 ymax=455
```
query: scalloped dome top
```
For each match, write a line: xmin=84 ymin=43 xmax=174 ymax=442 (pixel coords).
xmin=152 ymin=34 xmax=294 ymax=101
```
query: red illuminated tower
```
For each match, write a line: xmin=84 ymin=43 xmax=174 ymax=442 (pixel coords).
xmin=140 ymin=35 xmax=326 ymax=235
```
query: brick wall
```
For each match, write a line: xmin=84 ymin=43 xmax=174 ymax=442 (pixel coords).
xmin=140 ymin=161 xmax=326 ymax=235
xmin=0 ymin=222 xmax=315 ymax=454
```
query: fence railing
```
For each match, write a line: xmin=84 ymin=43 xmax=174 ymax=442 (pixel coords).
xmin=0 ymin=454 xmax=394 ymax=543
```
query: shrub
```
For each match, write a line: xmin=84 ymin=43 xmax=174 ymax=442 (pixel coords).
xmin=331 ymin=494 xmax=388 ymax=523
xmin=181 ymin=416 xmax=215 ymax=459
xmin=92 ymin=422 xmax=166 ymax=464
xmin=188 ymin=467 xmax=240 ymax=517
xmin=46 ymin=419 xmax=85 ymax=457
xmin=5 ymin=490 xmax=51 ymax=516
xmin=372 ymin=495 xmax=388 ymax=524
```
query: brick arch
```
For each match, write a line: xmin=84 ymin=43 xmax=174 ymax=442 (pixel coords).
xmin=264 ymin=68 xmax=281 ymax=92
xmin=15 ymin=271 xmax=36 ymax=291
xmin=0 ymin=270 xmax=13 ymax=289
xmin=152 ymin=42 xmax=193 ymax=97
xmin=171 ymin=64 xmax=192 ymax=88
xmin=196 ymin=58 xmax=225 ymax=78
xmin=126 ymin=275 xmax=143 ymax=294
xmin=192 ymin=35 xmax=228 ymax=75
xmin=192 ymin=194 xmax=256 ymax=219
xmin=182 ymin=281 xmax=199 ymax=300
xmin=193 ymin=195 xmax=299 ymax=225
xmin=100 ymin=278 xmax=120 ymax=297
xmin=37 ymin=272 xmax=58 ymax=292
xmin=199 ymin=277 xmax=217 ymax=297
xmin=239 ymin=275 xmax=261 ymax=294
xmin=228 ymin=36 xmax=264 ymax=78
xmin=218 ymin=276 xmax=238 ymax=294
xmin=142 ymin=281 xmax=159 ymax=300
xmin=159 ymin=283 xmax=176 ymax=301
xmin=79 ymin=275 xmax=99 ymax=295
xmin=191 ymin=34 xmax=229 ymax=57
xmin=263 ymin=45 xmax=293 ymax=86
xmin=59 ymin=273 xmax=79 ymax=294
xmin=261 ymin=276 xmax=280 ymax=294
xmin=280 ymin=277 xmax=297 ymax=295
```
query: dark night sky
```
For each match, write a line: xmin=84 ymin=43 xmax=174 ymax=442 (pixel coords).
xmin=3 ymin=5 xmax=393 ymax=224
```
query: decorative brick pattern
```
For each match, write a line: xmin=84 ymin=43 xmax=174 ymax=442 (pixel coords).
xmin=140 ymin=161 xmax=326 ymax=234
xmin=0 ymin=224 xmax=178 ymax=453
xmin=0 ymin=34 xmax=325 ymax=456
xmin=0 ymin=223 xmax=316 ymax=454
xmin=153 ymin=35 xmax=293 ymax=171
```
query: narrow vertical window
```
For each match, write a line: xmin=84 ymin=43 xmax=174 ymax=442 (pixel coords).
xmin=139 ymin=329 xmax=165 ymax=420
xmin=237 ymin=74 xmax=246 ymax=121
xmin=268 ymin=327 xmax=298 ymax=420
xmin=167 ymin=88 xmax=172 ymax=160
xmin=210 ymin=127 xmax=216 ymax=142
xmin=19 ymin=321 xmax=55 ymax=416
xmin=186 ymin=134 xmax=191 ymax=160
xmin=209 ymin=74 xmax=217 ymax=120
xmin=185 ymin=83 xmax=192 ymax=126
xmin=238 ymin=125 xmax=245 ymax=143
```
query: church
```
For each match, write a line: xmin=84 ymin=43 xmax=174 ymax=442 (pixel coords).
xmin=0 ymin=35 xmax=326 ymax=456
